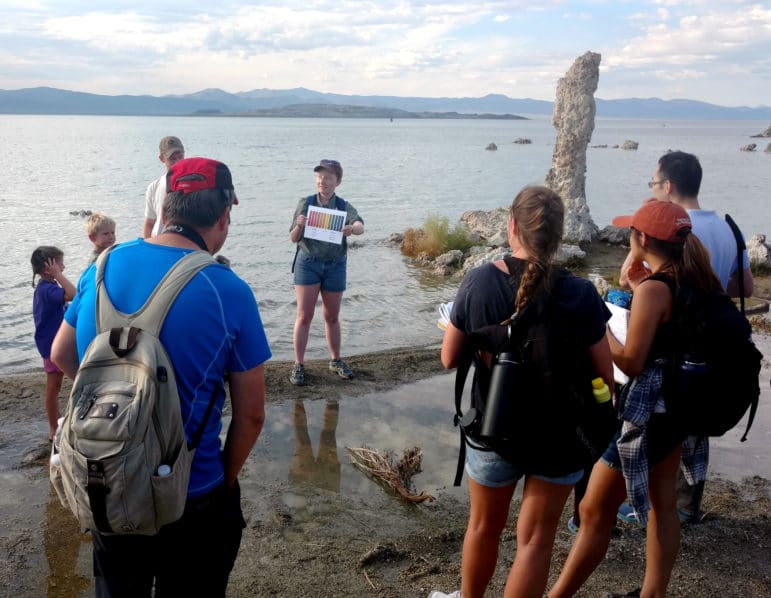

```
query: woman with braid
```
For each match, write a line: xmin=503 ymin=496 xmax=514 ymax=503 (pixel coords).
xmin=434 ymin=186 xmax=613 ymax=598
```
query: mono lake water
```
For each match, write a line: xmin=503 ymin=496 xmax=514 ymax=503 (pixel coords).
xmin=1 ymin=115 xmax=769 ymax=374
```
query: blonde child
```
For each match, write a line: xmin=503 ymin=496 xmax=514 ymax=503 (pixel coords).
xmin=31 ymin=246 xmax=76 ymax=440
xmin=86 ymin=212 xmax=116 ymax=262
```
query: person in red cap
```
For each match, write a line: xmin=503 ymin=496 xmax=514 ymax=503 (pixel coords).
xmin=53 ymin=157 xmax=269 ymax=597
xmin=617 ymin=151 xmax=755 ymax=529
xmin=288 ymin=159 xmax=364 ymax=386
xmin=548 ymin=200 xmax=722 ymax=598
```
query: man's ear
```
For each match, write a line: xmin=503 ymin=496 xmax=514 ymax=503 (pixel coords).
xmin=218 ymin=206 xmax=231 ymax=230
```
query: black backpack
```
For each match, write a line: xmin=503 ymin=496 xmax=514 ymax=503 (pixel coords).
xmin=659 ymin=213 xmax=761 ymax=441
xmin=661 ymin=282 xmax=762 ymax=441
xmin=452 ymin=264 xmax=616 ymax=485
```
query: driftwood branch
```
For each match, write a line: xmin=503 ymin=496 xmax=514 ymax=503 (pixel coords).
xmin=346 ymin=446 xmax=435 ymax=503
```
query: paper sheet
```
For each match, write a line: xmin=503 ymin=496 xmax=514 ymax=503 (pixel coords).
xmin=304 ymin=205 xmax=346 ymax=244
xmin=437 ymin=301 xmax=454 ymax=331
xmin=606 ymin=301 xmax=630 ymax=385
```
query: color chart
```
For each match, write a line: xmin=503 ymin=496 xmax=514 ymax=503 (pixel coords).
xmin=304 ymin=206 xmax=346 ymax=244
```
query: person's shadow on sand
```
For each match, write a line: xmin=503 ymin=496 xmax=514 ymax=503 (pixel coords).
xmin=288 ymin=399 xmax=341 ymax=493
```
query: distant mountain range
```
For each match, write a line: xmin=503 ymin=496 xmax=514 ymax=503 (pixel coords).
xmin=1 ymin=86 xmax=769 ymax=120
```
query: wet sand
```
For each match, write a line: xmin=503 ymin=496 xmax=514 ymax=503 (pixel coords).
xmin=3 ymin=249 xmax=771 ymax=596
xmin=2 ymin=331 xmax=770 ymax=596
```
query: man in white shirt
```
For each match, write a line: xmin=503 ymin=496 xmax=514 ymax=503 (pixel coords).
xmin=143 ymin=136 xmax=185 ymax=238
xmin=622 ymin=150 xmax=753 ymax=524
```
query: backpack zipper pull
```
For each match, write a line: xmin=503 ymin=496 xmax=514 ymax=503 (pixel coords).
xmin=78 ymin=393 xmax=97 ymax=419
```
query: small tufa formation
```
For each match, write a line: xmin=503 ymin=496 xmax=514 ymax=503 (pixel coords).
xmin=545 ymin=51 xmax=601 ymax=245
xmin=513 ymin=138 xmax=532 ymax=144
xmin=748 ymin=235 xmax=771 ymax=269
xmin=749 ymin=125 xmax=771 ymax=138
xmin=740 ymin=143 xmax=757 ymax=152
xmin=485 ymin=142 xmax=498 ymax=151
xmin=621 ymin=140 xmax=639 ymax=150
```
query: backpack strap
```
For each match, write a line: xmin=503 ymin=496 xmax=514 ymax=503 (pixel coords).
xmin=725 ymin=214 xmax=746 ymax=314
xmin=93 ymin=248 xmax=221 ymax=451
xmin=452 ymin=350 xmax=473 ymax=486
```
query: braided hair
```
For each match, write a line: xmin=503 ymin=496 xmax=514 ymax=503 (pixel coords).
xmin=509 ymin=186 xmax=564 ymax=312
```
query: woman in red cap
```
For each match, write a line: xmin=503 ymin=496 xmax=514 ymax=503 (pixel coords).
xmin=548 ymin=200 xmax=722 ymax=598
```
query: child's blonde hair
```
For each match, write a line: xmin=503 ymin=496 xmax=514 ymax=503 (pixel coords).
xmin=86 ymin=212 xmax=116 ymax=236
xmin=30 ymin=246 xmax=64 ymax=287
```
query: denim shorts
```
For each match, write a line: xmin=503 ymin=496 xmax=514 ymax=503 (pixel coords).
xmin=465 ymin=444 xmax=584 ymax=488
xmin=293 ymin=251 xmax=347 ymax=292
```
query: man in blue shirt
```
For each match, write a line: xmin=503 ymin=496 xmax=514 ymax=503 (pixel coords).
xmin=53 ymin=157 xmax=270 ymax=597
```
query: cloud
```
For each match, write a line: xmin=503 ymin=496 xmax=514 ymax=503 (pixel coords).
xmin=0 ymin=1 xmax=768 ymax=105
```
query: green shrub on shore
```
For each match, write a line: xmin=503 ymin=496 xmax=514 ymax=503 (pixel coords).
xmin=401 ymin=214 xmax=478 ymax=258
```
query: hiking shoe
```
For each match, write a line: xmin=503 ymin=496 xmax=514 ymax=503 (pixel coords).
xmin=616 ymin=502 xmax=638 ymax=524
xmin=428 ymin=592 xmax=460 ymax=598
xmin=329 ymin=358 xmax=353 ymax=379
xmin=603 ymin=589 xmax=640 ymax=598
xmin=678 ymin=507 xmax=701 ymax=524
xmin=289 ymin=363 xmax=305 ymax=386
xmin=567 ymin=516 xmax=579 ymax=535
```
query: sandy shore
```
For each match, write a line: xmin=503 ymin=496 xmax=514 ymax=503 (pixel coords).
xmin=2 ymin=324 xmax=770 ymax=596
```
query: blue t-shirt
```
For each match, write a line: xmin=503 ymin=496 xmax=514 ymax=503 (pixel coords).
xmin=65 ymin=239 xmax=272 ymax=497
xmin=33 ymin=279 xmax=65 ymax=358
xmin=688 ymin=209 xmax=749 ymax=291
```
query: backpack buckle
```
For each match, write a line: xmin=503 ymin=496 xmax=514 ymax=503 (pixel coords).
xmin=86 ymin=459 xmax=109 ymax=491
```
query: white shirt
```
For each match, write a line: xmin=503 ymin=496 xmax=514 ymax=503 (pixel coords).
xmin=144 ymin=174 xmax=167 ymax=237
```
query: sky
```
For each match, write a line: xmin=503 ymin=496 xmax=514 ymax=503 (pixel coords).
xmin=1 ymin=1 xmax=770 ymax=107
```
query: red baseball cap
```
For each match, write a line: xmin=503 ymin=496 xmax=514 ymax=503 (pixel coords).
xmin=167 ymin=157 xmax=237 ymax=203
xmin=612 ymin=200 xmax=691 ymax=243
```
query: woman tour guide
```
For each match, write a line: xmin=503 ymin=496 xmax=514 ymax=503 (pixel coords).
xmin=289 ymin=159 xmax=364 ymax=386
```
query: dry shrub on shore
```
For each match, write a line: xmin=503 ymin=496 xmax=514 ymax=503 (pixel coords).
xmin=401 ymin=214 xmax=477 ymax=258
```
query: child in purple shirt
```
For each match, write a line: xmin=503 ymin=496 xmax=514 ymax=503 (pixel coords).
xmin=31 ymin=246 xmax=75 ymax=440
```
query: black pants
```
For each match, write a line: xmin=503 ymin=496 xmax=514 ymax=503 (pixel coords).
xmin=92 ymin=481 xmax=245 ymax=598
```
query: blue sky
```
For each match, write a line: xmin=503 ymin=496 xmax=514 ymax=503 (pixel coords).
xmin=1 ymin=1 xmax=769 ymax=106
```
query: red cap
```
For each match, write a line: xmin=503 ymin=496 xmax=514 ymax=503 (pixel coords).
xmin=612 ymin=200 xmax=691 ymax=243
xmin=167 ymin=158 xmax=235 ymax=200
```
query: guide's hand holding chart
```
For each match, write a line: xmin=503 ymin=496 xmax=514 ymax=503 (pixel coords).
xmin=304 ymin=205 xmax=347 ymax=245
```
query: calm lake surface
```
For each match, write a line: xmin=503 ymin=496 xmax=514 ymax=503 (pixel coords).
xmin=1 ymin=115 xmax=768 ymax=374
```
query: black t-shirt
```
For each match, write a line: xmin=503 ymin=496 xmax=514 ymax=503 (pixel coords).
xmin=449 ymin=257 xmax=613 ymax=475
xmin=450 ymin=258 xmax=610 ymax=347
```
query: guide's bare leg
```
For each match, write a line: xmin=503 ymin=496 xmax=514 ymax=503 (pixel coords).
xmin=321 ymin=290 xmax=343 ymax=360
xmin=293 ymin=283 xmax=321 ymax=364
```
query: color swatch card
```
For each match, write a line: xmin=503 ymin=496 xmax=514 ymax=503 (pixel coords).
xmin=304 ymin=206 xmax=346 ymax=244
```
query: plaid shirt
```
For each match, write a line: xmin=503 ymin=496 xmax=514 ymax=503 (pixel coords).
xmin=616 ymin=359 xmax=708 ymax=526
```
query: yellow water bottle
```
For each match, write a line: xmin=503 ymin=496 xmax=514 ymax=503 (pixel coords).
xmin=592 ymin=377 xmax=611 ymax=404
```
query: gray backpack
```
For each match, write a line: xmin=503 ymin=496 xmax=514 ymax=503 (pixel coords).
xmin=50 ymin=247 xmax=218 ymax=535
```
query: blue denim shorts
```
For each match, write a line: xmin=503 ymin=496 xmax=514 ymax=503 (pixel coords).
xmin=465 ymin=444 xmax=584 ymax=488
xmin=293 ymin=252 xmax=347 ymax=292
xmin=601 ymin=430 xmax=623 ymax=471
